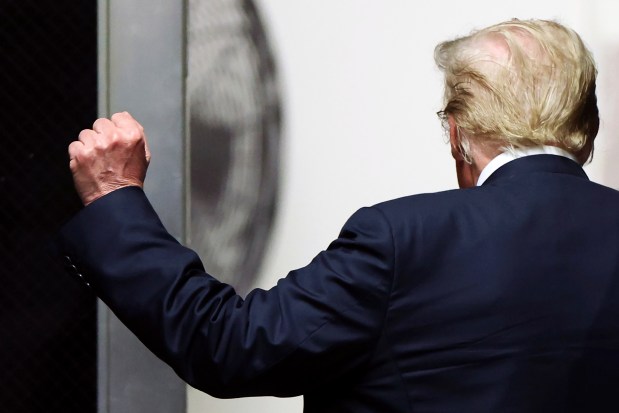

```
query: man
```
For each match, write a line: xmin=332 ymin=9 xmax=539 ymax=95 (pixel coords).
xmin=57 ymin=19 xmax=619 ymax=412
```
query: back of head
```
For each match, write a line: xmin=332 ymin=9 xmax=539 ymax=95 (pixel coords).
xmin=435 ymin=19 xmax=599 ymax=164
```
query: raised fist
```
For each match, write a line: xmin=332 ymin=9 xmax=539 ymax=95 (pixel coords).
xmin=68 ymin=112 xmax=151 ymax=206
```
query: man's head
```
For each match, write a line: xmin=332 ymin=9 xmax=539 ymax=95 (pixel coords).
xmin=435 ymin=19 xmax=599 ymax=166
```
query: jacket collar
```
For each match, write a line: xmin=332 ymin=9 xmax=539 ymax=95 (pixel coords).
xmin=482 ymin=154 xmax=589 ymax=186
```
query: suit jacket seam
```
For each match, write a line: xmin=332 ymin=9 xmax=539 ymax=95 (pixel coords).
xmin=370 ymin=206 xmax=414 ymax=411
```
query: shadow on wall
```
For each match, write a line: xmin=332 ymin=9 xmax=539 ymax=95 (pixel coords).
xmin=187 ymin=0 xmax=282 ymax=296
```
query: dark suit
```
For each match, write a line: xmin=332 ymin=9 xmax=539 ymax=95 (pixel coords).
xmin=56 ymin=155 xmax=619 ymax=412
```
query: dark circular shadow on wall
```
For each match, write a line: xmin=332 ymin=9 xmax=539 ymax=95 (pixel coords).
xmin=187 ymin=0 xmax=281 ymax=295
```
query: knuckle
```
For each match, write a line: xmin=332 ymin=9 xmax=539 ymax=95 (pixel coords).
xmin=129 ymin=127 xmax=142 ymax=141
xmin=93 ymin=117 xmax=108 ymax=129
xmin=78 ymin=129 xmax=93 ymax=142
xmin=121 ymin=127 xmax=142 ymax=143
xmin=93 ymin=138 xmax=108 ymax=151
xmin=109 ymin=129 xmax=121 ymax=142
xmin=79 ymin=145 xmax=95 ymax=159
xmin=70 ymin=147 xmax=93 ymax=164
xmin=68 ymin=142 xmax=80 ymax=159
xmin=111 ymin=111 xmax=129 ymax=122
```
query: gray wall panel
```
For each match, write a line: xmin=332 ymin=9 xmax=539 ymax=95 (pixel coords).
xmin=98 ymin=0 xmax=187 ymax=412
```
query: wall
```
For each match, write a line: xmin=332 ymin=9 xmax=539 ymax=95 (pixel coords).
xmin=188 ymin=1 xmax=618 ymax=411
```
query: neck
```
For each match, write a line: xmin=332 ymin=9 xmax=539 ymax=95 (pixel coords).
xmin=456 ymin=145 xmax=496 ymax=188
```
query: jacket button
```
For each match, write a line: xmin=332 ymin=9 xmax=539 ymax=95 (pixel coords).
xmin=63 ymin=256 xmax=91 ymax=288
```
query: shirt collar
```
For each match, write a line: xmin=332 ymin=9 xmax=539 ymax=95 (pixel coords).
xmin=476 ymin=146 xmax=579 ymax=186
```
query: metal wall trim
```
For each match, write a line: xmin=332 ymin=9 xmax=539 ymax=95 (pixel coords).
xmin=97 ymin=0 xmax=187 ymax=412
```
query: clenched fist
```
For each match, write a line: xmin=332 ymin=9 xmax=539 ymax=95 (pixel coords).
xmin=69 ymin=112 xmax=151 ymax=206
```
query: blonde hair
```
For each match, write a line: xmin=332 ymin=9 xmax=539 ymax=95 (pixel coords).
xmin=435 ymin=19 xmax=599 ymax=165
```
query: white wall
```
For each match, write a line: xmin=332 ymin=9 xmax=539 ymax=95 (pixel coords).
xmin=188 ymin=1 xmax=619 ymax=411
xmin=583 ymin=0 xmax=619 ymax=188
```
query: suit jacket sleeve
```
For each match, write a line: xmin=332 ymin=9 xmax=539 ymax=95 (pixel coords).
xmin=55 ymin=186 xmax=395 ymax=398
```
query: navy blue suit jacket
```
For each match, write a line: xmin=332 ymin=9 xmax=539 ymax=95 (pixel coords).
xmin=57 ymin=155 xmax=619 ymax=412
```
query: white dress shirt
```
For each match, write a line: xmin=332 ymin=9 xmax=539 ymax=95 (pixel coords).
xmin=476 ymin=146 xmax=579 ymax=186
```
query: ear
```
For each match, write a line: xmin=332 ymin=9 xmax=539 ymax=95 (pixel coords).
xmin=448 ymin=115 xmax=463 ymax=161
xmin=447 ymin=115 xmax=476 ymax=188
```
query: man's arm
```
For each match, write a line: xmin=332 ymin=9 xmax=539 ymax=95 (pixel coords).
xmin=59 ymin=113 xmax=395 ymax=397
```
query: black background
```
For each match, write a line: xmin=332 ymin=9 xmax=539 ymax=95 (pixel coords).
xmin=0 ymin=0 xmax=97 ymax=411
